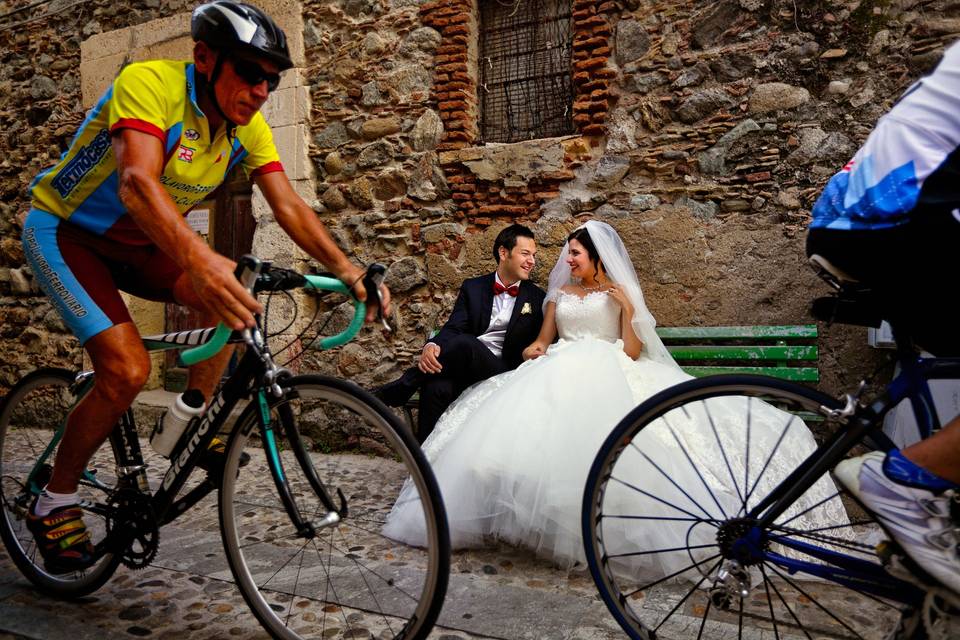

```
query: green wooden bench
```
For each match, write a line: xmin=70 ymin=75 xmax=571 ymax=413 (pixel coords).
xmin=398 ymin=324 xmax=819 ymax=433
xmin=657 ymin=325 xmax=819 ymax=382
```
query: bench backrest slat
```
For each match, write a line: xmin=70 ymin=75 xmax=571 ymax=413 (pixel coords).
xmin=680 ymin=366 xmax=820 ymax=382
xmin=667 ymin=345 xmax=818 ymax=361
xmin=656 ymin=324 xmax=819 ymax=383
xmin=656 ymin=325 xmax=818 ymax=340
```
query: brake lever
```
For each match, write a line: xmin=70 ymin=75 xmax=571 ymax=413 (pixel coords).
xmin=362 ymin=263 xmax=391 ymax=332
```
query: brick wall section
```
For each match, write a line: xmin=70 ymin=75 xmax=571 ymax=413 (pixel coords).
xmin=419 ymin=0 xmax=619 ymax=228
xmin=419 ymin=0 xmax=477 ymax=151
xmin=572 ymin=0 xmax=618 ymax=137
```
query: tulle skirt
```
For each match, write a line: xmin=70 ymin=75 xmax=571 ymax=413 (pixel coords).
xmin=383 ymin=337 xmax=845 ymax=574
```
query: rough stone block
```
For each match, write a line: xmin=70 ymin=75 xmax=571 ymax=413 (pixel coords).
xmin=270 ymin=124 xmax=313 ymax=182
xmin=261 ymin=82 xmax=310 ymax=129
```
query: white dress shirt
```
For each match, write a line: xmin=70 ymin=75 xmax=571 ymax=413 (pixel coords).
xmin=428 ymin=272 xmax=518 ymax=359
xmin=476 ymin=273 xmax=519 ymax=358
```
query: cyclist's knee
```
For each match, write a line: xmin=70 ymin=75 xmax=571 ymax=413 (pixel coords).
xmin=96 ymin=355 xmax=151 ymax=403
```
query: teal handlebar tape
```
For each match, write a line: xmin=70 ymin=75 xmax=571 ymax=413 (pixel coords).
xmin=178 ymin=274 xmax=365 ymax=364
xmin=180 ymin=323 xmax=234 ymax=366
xmin=304 ymin=275 xmax=365 ymax=349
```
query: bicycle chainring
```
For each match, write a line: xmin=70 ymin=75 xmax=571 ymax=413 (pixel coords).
xmin=106 ymin=489 xmax=159 ymax=570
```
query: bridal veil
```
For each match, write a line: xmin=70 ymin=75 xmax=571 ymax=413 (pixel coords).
xmin=545 ymin=220 xmax=679 ymax=370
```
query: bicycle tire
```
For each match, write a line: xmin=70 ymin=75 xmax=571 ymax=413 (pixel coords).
xmin=582 ymin=374 xmax=914 ymax=640
xmin=219 ymin=374 xmax=450 ymax=640
xmin=0 ymin=368 xmax=122 ymax=597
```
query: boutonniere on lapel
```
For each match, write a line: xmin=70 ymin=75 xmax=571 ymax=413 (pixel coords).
xmin=520 ymin=302 xmax=532 ymax=315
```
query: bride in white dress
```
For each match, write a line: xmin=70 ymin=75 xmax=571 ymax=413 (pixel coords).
xmin=383 ymin=220 xmax=846 ymax=574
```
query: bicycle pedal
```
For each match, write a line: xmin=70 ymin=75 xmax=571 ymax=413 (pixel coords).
xmin=878 ymin=540 xmax=942 ymax=590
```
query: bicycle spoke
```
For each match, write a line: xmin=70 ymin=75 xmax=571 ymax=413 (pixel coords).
xmin=313 ymin=533 xmax=354 ymax=636
xmin=760 ymin=564 xmax=781 ymax=639
xmin=695 ymin=594 xmax=712 ymax=640
xmin=629 ymin=436 xmax=725 ymax=521
xmin=743 ymin=413 xmax=797 ymax=512
xmin=653 ymin=557 xmax=723 ymax=634
xmin=285 ymin=538 xmax=309 ymax=629
xmin=608 ymin=542 xmax=717 ymax=560
xmin=776 ymin=490 xmax=842 ymax=528
xmin=662 ymin=412 xmax=732 ymax=520
xmin=738 ymin=595 xmax=744 ymax=639
xmin=601 ymin=514 xmax=722 ymax=525
xmin=255 ymin=538 xmax=312 ymax=591
xmin=765 ymin=561 xmax=869 ymax=639
xmin=322 ymin=532 xmax=423 ymax=604
xmin=686 ymin=401 xmax=745 ymax=510
xmin=621 ymin=552 xmax=723 ymax=599
xmin=743 ymin=396 xmax=752 ymax=517
xmin=610 ymin=475 xmax=718 ymax=522
xmin=763 ymin=564 xmax=814 ymax=640
xmin=332 ymin=525 xmax=395 ymax=637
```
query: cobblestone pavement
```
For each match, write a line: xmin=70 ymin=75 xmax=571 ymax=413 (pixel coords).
xmin=0 ymin=394 xmax=904 ymax=640
xmin=0 ymin=495 xmax=622 ymax=640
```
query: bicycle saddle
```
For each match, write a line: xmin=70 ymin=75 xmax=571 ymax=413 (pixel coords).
xmin=808 ymin=254 xmax=884 ymax=328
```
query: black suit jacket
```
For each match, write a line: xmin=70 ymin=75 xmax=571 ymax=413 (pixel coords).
xmin=430 ymin=273 xmax=546 ymax=371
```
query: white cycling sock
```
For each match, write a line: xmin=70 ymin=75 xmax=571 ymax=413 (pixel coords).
xmin=34 ymin=488 xmax=80 ymax=517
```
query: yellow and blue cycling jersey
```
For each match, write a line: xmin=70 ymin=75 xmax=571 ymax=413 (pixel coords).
xmin=29 ymin=59 xmax=282 ymax=245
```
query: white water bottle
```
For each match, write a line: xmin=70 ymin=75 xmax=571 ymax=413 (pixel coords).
xmin=151 ymin=389 xmax=205 ymax=457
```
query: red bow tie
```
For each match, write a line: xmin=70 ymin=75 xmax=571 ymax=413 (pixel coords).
xmin=493 ymin=281 xmax=520 ymax=296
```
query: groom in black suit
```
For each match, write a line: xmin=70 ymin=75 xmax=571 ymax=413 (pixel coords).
xmin=376 ymin=224 xmax=545 ymax=441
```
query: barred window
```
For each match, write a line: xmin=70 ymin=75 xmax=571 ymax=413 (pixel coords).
xmin=479 ymin=0 xmax=574 ymax=143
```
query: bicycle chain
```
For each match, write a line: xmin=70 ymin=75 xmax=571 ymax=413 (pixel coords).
xmin=767 ymin=522 xmax=877 ymax=553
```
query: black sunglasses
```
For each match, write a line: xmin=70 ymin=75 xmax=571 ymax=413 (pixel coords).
xmin=230 ymin=57 xmax=281 ymax=92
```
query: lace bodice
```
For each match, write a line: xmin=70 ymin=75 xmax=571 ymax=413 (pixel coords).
xmin=555 ymin=291 xmax=620 ymax=342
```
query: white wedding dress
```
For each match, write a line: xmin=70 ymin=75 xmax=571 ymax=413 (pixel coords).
xmin=383 ymin=291 xmax=847 ymax=574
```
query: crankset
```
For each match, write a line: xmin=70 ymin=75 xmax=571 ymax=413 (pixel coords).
xmin=106 ymin=488 xmax=159 ymax=570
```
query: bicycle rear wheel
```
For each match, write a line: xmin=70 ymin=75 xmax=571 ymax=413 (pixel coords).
xmin=219 ymin=374 xmax=450 ymax=640
xmin=0 ymin=368 xmax=122 ymax=597
xmin=583 ymin=374 xmax=917 ymax=640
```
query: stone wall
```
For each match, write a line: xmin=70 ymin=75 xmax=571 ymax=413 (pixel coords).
xmin=301 ymin=0 xmax=956 ymax=395
xmin=1 ymin=0 xmax=956 ymax=397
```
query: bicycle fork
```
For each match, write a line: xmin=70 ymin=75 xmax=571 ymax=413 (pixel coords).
xmin=257 ymin=387 xmax=346 ymax=539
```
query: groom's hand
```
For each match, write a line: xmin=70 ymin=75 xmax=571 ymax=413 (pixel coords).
xmin=523 ymin=343 xmax=546 ymax=361
xmin=418 ymin=343 xmax=443 ymax=374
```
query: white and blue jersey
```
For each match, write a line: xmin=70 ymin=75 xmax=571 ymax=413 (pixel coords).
xmin=811 ymin=41 xmax=960 ymax=230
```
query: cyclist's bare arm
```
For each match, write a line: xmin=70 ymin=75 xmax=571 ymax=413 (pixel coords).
xmin=112 ymin=128 xmax=261 ymax=330
xmin=254 ymin=170 xmax=391 ymax=322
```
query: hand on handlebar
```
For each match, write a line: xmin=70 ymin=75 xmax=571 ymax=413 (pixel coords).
xmin=192 ymin=253 xmax=263 ymax=331
xmin=344 ymin=264 xmax=392 ymax=328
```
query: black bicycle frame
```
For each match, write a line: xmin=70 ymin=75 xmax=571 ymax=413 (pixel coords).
xmin=104 ymin=346 xmax=336 ymax=533
xmin=752 ymin=328 xmax=960 ymax=531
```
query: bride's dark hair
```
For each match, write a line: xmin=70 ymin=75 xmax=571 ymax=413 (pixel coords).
xmin=567 ymin=227 xmax=603 ymax=274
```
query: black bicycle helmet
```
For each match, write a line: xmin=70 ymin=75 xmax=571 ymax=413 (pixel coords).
xmin=191 ymin=1 xmax=293 ymax=71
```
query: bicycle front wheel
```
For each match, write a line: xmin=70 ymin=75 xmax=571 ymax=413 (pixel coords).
xmin=583 ymin=374 xmax=914 ymax=640
xmin=0 ymin=368 xmax=122 ymax=597
xmin=219 ymin=374 xmax=450 ymax=640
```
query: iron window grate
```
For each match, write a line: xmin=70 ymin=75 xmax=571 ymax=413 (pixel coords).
xmin=479 ymin=0 xmax=574 ymax=143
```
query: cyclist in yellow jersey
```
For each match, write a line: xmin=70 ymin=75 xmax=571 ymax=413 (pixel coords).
xmin=20 ymin=1 xmax=390 ymax=573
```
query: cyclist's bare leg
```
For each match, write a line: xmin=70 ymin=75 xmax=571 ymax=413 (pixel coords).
xmin=900 ymin=413 xmax=960 ymax=484
xmin=46 ymin=322 xmax=150 ymax=494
